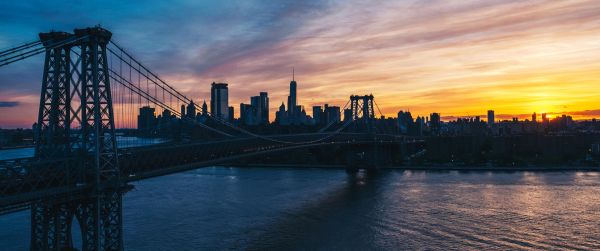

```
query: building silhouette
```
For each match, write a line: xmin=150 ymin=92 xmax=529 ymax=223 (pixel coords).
xmin=138 ymin=106 xmax=156 ymax=133
xmin=287 ymin=75 xmax=297 ymax=117
xmin=201 ymin=100 xmax=208 ymax=116
xmin=211 ymin=82 xmax=229 ymax=121
xmin=323 ymin=104 xmax=341 ymax=124
xmin=228 ymin=106 xmax=234 ymax=122
xmin=343 ymin=108 xmax=352 ymax=122
xmin=313 ymin=106 xmax=323 ymax=124
xmin=240 ymin=92 xmax=269 ymax=125
xmin=397 ymin=110 xmax=414 ymax=134
xmin=259 ymin=92 xmax=269 ymax=124
xmin=430 ymin=113 xmax=441 ymax=135
xmin=487 ymin=110 xmax=495 ymax=127
xmin=283 ymin=71 xmax=308 ymax=125
xmin=275 ymin=102 xmax=287 ymax=125
xmin=186 ymin=100 xmax=196 ymax=119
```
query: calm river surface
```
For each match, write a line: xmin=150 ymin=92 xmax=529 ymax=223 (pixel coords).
xmin=1 ymin=166 xmax=599 ymax=250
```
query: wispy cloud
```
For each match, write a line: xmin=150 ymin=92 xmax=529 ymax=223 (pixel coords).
xmin=1 ymin=0 xmax=600 ymax=127
xmin=0 ymin=101 xmax=19 ymax=107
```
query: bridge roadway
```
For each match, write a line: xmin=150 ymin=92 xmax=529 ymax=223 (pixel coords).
xmin=0 ymin=133 xmax=415 ymax=214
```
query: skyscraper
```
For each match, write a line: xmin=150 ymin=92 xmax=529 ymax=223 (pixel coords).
xmin=323 ymin=104 xmax=341 ymax=124
xmin=542 ymin=113 xmax=548 ymax=124
xmin=201 ymin=100 xmax=208 ymax=116
xmin=275 ymin=103 xmax=287 ymax=125
xmin=430 ymin=113 xmax=441 ymax=134
xmin=210 ymin=82 xmax=229 ymax=121
xmin=287 ymin=77 xmax=297 ymax=116
xmin=487 ymin=110 xmax=495 ymax=127
xmin=313 ymin=106 xmax=323 ymax=124
xmin=138 ymin=106 xmax=156 ymax=132
xmin=228 ymin=106 xmax=234 ymax=122
xmin=186 ymin=100 xmax=196 ymax=119
xmin=259 ymin=92 xmax=269 ymax=124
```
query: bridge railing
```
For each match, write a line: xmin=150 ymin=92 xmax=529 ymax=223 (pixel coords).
xmin=0 ymin=157 xmax=87 ymax=211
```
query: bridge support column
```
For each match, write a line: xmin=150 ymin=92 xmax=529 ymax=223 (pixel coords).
xmin=76 ymin=192 xmax=124 ymax=251
xmin=31 ymin=201 xmax=74 ymax=250
xmin=30 ymin=193 xmax=124 ymax=251
xmin=32 ymin=26 xmax=124 ymax=251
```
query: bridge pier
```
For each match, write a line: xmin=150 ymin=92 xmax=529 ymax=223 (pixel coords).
xmin=31 ymin=26 xmax=124 ymax=251
xmin=30 ymin=192 xmax=124 ymax=251
xmin=31 ymin=201 xmax=73 ymax=250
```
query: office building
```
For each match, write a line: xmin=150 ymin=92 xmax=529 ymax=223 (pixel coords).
xmin=210 ymin=82 xmax=229 ymax=121
xmin=323 ymin=104 xmax=341 ymax=124
xmin=240 ymin=92 xmax=269 ymax=126
xmin=186 ymin=100 xmax=196 ymax=119
xmin=343 ymin=108 xmax=352 ymax=122
xmin=138 ymin=106 xmax=156 ymax=132
xmin=313 ymin=106 xmax=323 ymax=124
xmin=259 ymin=92 xmax=269 ymax=124
xmin=430 ymin=113 xmax=441 ymax=134
xmin=201 ymin=100 xmax=208 ymax=116
xmin=228 ymin=106 xmax=234 ymax=122
xmin=487 ymin=110 xmax=495 ymax=127
xmin=288 ymin=78 xmax=297 ymax=116
xmin=275 ymin=103 xmax=287 ymax=125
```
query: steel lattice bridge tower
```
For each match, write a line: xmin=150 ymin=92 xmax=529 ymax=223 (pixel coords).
xmin=350 ymin=94 xmax=375 ymax=121
xmin=33 ymin=27 xmax=124 ymax=250
xmin=0 ymin=27 xmax=420 ymax=250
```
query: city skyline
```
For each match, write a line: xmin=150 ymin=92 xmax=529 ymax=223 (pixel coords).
xmin=1 ymin=0 xmax=600 ymax=127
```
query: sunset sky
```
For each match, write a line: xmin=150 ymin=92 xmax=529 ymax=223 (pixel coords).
xmin=1 ymin=0 xmax=600 ymax=128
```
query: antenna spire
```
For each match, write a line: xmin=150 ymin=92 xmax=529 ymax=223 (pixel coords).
xmin=292 ymin=67 xmax=295 ymax=81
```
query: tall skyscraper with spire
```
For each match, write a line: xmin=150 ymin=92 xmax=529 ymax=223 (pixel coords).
xmin=287 ymin=68 xmax=297 ymax=117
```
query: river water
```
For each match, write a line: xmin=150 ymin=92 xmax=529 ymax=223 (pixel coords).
xmin=1 ymin=166 xmax=599 ymax=250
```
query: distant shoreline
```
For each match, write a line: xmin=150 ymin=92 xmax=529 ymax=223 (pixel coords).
xmin=0 ymin=145 xmax=34 ymax=150
xmin=228 ymin=163 xmax=600 ymax=172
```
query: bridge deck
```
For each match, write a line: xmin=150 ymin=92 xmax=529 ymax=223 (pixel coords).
xmin=0 ymin=133 xmax=418 ymax=214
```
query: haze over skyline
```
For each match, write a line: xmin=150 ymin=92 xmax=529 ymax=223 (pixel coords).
xmin=1 ymin=0 xmax=600 ymax=128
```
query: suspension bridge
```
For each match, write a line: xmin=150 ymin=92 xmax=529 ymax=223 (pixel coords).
xmin=0 ymin=27 xmax=422 ymax=250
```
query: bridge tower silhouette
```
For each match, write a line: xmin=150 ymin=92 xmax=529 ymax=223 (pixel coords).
xmin=349 ymin=95 xmax=375 ymax=121
xmin=32 ymin=27 xmax=124 ymax=251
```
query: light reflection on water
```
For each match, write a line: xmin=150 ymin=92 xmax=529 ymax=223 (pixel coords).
xmin=1 ymin=167 xmax=599 ymax=250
